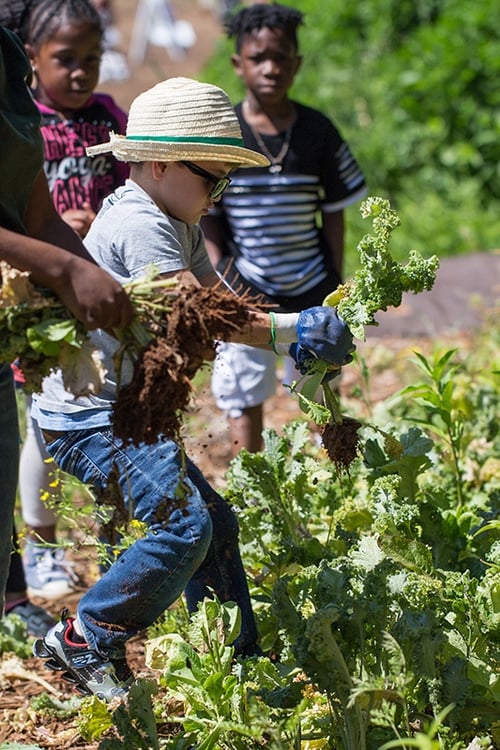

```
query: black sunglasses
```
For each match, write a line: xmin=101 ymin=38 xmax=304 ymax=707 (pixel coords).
xmin=181 ymin=160 xmax=232 ymax=200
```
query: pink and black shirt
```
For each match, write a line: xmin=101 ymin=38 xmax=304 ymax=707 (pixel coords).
xmin=35 ymin=92 xmax=129 ymax=215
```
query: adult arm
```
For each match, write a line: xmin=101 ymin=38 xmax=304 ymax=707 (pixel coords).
xmin=0 ymin=171 xmax=134 ymax=330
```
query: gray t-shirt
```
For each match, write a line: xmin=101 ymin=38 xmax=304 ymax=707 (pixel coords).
xmin=33 ymin=179 xmax=213 ymax=430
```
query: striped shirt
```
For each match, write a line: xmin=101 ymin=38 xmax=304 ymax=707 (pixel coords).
xmin=211 ymin=101 xmax=367 ymax=300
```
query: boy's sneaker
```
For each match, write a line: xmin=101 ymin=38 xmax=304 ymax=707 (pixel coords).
xmin=5 ymin=599 xmax=56 ymax=637
xmin=23 ymin=541 xmax=79 ymax=599
xmin=33 ymin=611 xmax=133 ymax=701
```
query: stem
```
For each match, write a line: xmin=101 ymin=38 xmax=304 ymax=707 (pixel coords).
xmin=128 ymin=317 xmax=154 ymax=347
xmin=322 ymin=378 xmax=343 ymax=424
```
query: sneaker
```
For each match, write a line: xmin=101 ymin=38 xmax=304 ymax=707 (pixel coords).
xmin=23 ymin=541 xmax=79 ymax=599
xmin=33 ymin=611 xmax=133 ymax=701
xmin=5 ymin=599 xmax=56 ymax=637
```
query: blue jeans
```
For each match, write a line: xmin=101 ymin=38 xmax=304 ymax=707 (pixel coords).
xmin=43 ymin=427 xmax=259 ymax=659
xmin=0 ymin=364 xmax=19 ymax=614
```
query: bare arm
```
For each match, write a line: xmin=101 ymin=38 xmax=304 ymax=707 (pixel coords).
xmin=322 ymin=209 xmax=344 ymax=280
xmin=164 ymin=268 xmax=272 ymax=346
xmin=0 ymin=171 xmax=134 ymax=330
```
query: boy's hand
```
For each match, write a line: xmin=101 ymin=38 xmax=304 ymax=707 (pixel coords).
xmin=289 ymin=343 xmax=352 ymax=377
xmin=294 ymin=307 xmax=354 ymax=367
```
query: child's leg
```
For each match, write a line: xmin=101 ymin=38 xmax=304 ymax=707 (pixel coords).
xmin=184 ymin=458 xmax=260 ymax=656
xmin=20 ymin=404 xmax=77 ymax=598
xmin=44 ymin=427 xmax=213 ymax=659
xmin=211 ymin=342 xmax=276 ymax=455
xmin=19 ymin=402 xmax=57 ymax=533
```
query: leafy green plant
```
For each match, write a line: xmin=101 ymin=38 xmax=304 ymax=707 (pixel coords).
xmin=291 ymin=196 xmax=439 ymax=474
xmin=387 ymin=347 xmax=499 ymax=573
xmin=145 ymin=597 xmax=305 ymax=749
xmin=397 ymin=350 xmax=467 ymax=504
xmin=78 ymin=680 xmax=159 ymax=749
xmin=0 ymin=615 xmax=34 ymax=658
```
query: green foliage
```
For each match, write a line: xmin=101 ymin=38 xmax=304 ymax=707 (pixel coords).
xmin=29 ymin=692 xmax=81 ymax=719
xmin=98 ymin=681 xmax=159 ymax=750
xmin=145 ymin=598 xmax=305 ymax=749
xmin=324 ymin=196 xmax=439 ymax=340
xmin=202 ymin=0 xmax=500 ymax=264
xmin=79 ymin=680 xmax=159 ymax=749
xmin=29 ymin=342 xmax=497 ymax=749
xmin=0 ymin=615 xmax=33 ymax=658
xmin=224 ymin=420 xmax=341 ymax=576
xmin=389 ymin=347 xmax=500 ymax=573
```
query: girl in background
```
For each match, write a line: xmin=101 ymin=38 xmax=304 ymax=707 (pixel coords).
xmin=17 ymin=0 xmax=128 ymax=602
xmin=26 ymin=0 xmax=129 ymax=238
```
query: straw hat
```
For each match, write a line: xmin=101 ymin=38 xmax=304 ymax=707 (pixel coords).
xmin=86 ymin=76 xmax=269 ymax=167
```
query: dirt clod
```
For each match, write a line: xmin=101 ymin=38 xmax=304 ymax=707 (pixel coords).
xmin=321 ymin=416 xmax=363 ymax=474
xmin=112 ymin=284 xmax=254 ymax=445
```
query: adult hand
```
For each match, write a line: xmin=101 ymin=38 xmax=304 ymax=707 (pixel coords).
xmin=295 ymin=306 xmax=354 ymax=367
xmin=53 ymin=256 xmax=134 ymax=331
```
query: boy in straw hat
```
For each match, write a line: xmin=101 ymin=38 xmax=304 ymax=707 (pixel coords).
xmin=32 ymin=76 xmax=354 ymax=700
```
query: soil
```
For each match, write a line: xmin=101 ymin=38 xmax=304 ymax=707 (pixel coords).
xmin=112 ymin=284 xmax=252 ymax=445
xmin=321 ymin=415 xmax=363 ymax=474
xmin=1 ymin=1 xmax=498 ymax=743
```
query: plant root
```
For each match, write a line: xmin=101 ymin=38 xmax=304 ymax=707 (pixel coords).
xmin=321 ymin=416 xmax=363 ymax=474
xmin=112 ymin=284 xmax=255 ymax=445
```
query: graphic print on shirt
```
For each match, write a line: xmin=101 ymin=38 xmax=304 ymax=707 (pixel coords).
xmin=38 ymin=94 xmax=128 ymax=215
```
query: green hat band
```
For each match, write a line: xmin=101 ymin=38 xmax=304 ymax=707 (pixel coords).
xmin=125 ymin=135 xmax=244 ymax=147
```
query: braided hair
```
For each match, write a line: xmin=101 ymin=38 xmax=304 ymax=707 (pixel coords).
xmin=224 ymin=3 xmax=304 ymax=53
xmin=0 ymin=0 xmax=42 ymax=42
xmin=27 ymin=0 xmax=102 ymax=49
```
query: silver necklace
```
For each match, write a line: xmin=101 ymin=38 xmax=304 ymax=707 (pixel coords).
xmin=248 ymin=124 xmax=292 ymax=174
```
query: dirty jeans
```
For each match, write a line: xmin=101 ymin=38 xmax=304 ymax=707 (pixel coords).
xmin=0 ymin=363 xmax=19 ymax=614
xmin=42 ymin=426 xmax=259 ymax=659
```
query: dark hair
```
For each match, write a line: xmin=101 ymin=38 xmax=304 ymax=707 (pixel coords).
xmin=225 ymin=3 xmax=304 ymax=53
xmin=0 ymin=0 xmax=42 ymax=42
xmin=27 ymin=0 xmax=102 ymax=49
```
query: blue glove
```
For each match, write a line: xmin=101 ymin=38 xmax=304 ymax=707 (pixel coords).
xmin=289 ymin=342 xmax=354 ymax=377
xmin=293 ymin=307 xmax=354 ymax=369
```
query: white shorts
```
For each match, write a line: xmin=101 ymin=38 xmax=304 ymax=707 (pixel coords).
xmin=211 ymin=342 xmax=277 ymax=418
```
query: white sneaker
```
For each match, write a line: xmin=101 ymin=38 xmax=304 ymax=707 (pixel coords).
xmin=23 ymin=542 xmax=79 ymax=600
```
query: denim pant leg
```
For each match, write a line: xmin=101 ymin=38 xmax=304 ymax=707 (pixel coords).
xmin=0 ymin=364 xmax=19 ymax=613
xmin=184 ymin=460 xmax=260 ymax=656
xmin=45 ymin=428 xmax=213 ymax=659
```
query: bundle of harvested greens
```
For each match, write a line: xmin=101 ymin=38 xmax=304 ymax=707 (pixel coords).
xmin=0 ymin=261 xmax=253 ymax=444
xmin=0 ymin=260 xmax=103 ymax=394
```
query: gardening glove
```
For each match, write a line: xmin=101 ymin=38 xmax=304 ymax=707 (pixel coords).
xmin=295 ymin=307 xmax=353 ymax=362
xmin=270 ymin=307 xmax=354 ymax=375
xmin=289 ymin=342 xmax=354 ymax=377
xmin=293 ymin=306 xmax=354 ymax=367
